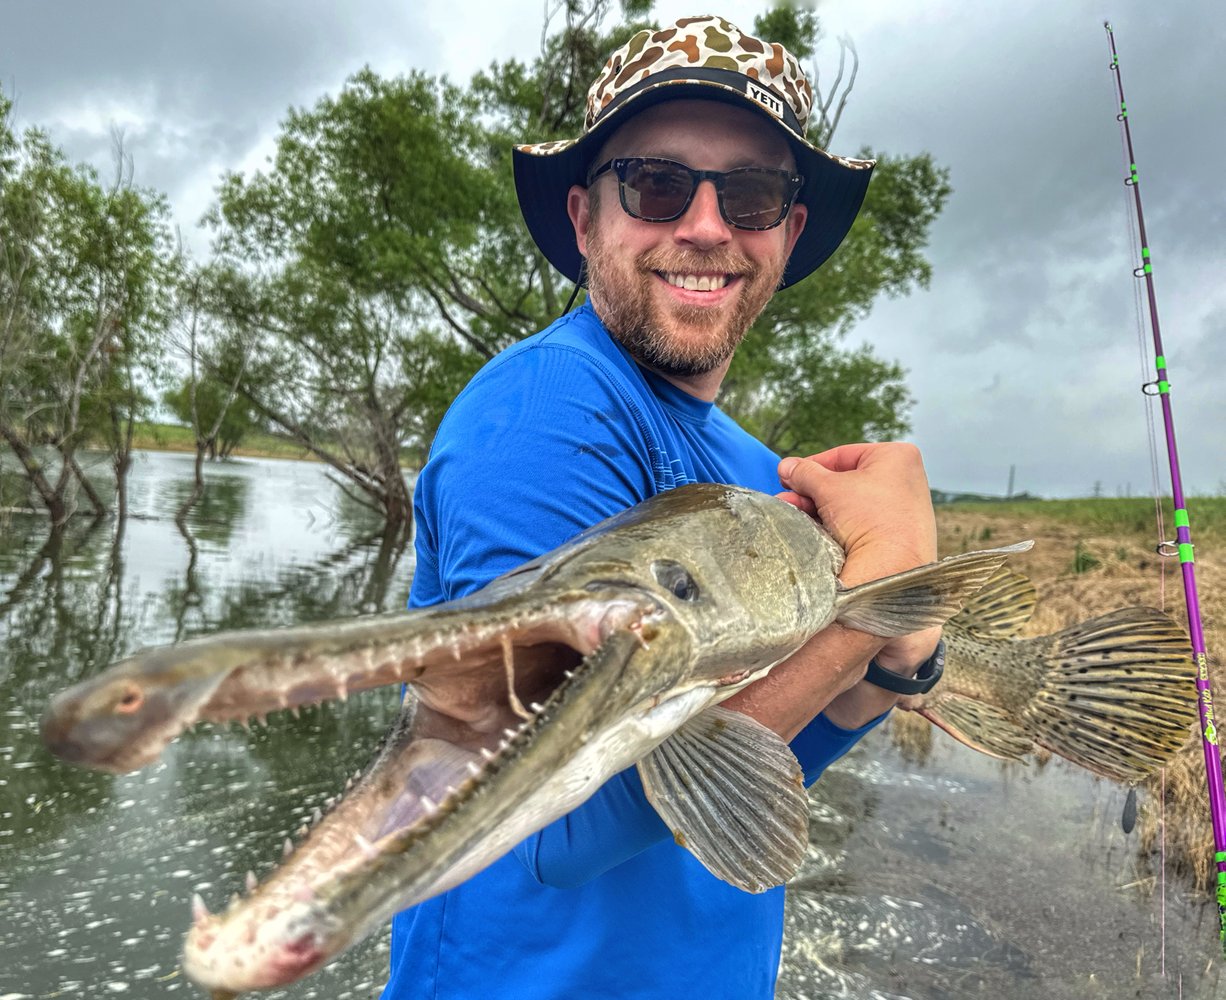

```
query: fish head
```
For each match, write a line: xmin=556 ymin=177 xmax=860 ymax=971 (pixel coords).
xmin=530 ymin=484 xmax=844 ymax=694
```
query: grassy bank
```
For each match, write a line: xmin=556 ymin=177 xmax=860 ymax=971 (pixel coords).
xmin=891 ymin=495 xmax=1226 ymax=898
xmin=107 ymin=421 xmax=323 ymax=461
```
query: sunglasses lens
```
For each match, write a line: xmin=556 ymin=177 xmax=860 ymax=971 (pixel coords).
xmin=723 ymin=170 xmax=791 ymax=228
xmin=621 ymin=160 xmax=695 ymax=221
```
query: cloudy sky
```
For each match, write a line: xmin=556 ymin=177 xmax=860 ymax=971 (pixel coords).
xmin=3 ymin=0 xmax=1222 ymax=498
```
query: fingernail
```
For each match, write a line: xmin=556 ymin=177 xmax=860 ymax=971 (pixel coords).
xmin=779 ymin=458 xmax=797 ymax=480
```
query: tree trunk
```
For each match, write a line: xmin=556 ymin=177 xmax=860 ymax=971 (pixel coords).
xmin=371 ymin=416 xmax=412 ymax=542
xmin=65 ymin=450 xmax=107 ymax=518
xmin=0 ymin=421 xmax=69 ymax=524
xmin=177 ymin=445 xmax=206 ymax=526
xmin=113 ymin=451 xmax=131 ymax=523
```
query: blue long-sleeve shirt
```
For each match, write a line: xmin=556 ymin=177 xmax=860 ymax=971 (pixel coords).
xmin=382 ymin=303 xmax=885 ymax=999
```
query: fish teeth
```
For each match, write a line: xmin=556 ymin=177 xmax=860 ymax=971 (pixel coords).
xmin=296 ymin=824 xmax=308 ymax=839
xmin=283 ymin=838 xmax=294 ymax=860
xmin=420 ymin=795 xmax=437 ymax=814
xmin=530 ymin=702 xmax=545 ymax=713
xmin=465 ymin=761 xmax=482 ymax=776
xmin=191 ymin=893 xmax=210 ymax=926
xmin=503 ymin=728 xmax=517 ymax=740
xmin=479 ymin=747 xmax=496 ymax=761
xmin=312 ymin=807 xmax=323 ymax=825
xmin=353 ymin=833 xmax=377 ymax=859
xmin=245 ymin=870 xmax=257 ymax=893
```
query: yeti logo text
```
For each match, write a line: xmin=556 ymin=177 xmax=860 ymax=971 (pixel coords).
xmin=746 ymin=82 xmax=784 ymax=119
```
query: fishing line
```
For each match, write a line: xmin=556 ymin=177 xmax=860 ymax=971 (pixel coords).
xmin=1104 ymin=21 xmax=1226 ymax=958
xmin=1118 ymin=98 xmax=1170 ymax=610
xmin=1111 ymin=36 xmax=1171 ymax=972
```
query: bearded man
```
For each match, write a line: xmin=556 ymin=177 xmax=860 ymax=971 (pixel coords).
xmin=383 ymin=15 xmax=942 ymax=1000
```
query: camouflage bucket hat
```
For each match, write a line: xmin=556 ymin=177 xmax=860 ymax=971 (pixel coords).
xmin=511 ymin=14 xmax=875 ymax=290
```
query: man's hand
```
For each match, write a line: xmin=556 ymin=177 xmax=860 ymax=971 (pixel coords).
xmin=777 ymin=443 xmax=941 ymax=673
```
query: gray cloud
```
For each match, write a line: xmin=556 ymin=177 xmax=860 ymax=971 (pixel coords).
xmin=1 ymin=0 xmax=1220 ymax=496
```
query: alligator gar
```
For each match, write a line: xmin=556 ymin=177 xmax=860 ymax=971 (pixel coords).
xmin=41 ymin=483 xmax=1031 ymax=993
xmin=908 ymin=566 xmax=1196 ymax=783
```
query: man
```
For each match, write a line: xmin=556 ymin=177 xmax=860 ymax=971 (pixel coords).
xmin=383 ymin=16 xmax=941 ymax=999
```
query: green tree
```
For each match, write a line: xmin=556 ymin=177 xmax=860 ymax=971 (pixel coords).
xmin=0 ymin=96 xmax=176 ymax=524
xmin=206 ymin=70 xmax=502 ymax=539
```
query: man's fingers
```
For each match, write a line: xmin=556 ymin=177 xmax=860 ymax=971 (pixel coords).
xmin=774 ymin=490 xmax=817 ymax=517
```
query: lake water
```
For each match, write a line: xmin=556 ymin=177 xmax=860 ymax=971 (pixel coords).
xmin=0 ymin=450 xmax=1219 ymax=998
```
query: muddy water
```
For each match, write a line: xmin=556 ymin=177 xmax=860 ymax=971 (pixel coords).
xmin=0 ymin=451 xmax=1217 ymax=998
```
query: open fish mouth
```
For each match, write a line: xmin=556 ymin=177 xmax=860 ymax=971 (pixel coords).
xmin=40 ymin=580 xmax=659 ymax=774
xmin=177 ymin=592 xmax=666 ymax=990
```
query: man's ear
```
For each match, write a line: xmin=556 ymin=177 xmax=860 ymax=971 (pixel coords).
xmin=567 ymin=184 xmax=592 ymax=257
xmin=783 ymin=201 xmax=808 ymax=258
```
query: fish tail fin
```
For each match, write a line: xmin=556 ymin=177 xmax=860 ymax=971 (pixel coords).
xmin=1018 ymin=607 xmax=1197 ymax=783
xmin=835 ymin=541 xmax=1033 ymax=638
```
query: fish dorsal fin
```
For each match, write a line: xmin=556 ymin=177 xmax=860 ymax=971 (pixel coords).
xmin=834 ymin=541 xmax=1033 ymax=638
xmin=917 ymin=694 xmax=1036 ymax=762
xmin=949 ymin=567 xmax=1037 ymax=638
xmin=637 ymin=706 xmax=808 ymax=893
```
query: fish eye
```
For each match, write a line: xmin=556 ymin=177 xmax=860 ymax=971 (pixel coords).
xmin=652 ymin=560 xmax=699 ymax=602
xmin=115 ymin=684 xmax=144 ymax=715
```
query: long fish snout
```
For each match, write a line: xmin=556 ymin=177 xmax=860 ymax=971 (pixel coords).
xmin=41 ymin=663 xmax=228 ymax=773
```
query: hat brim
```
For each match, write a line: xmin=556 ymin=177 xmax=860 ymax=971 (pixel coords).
xmin=512 ymin=77 xmax=874 ymax=290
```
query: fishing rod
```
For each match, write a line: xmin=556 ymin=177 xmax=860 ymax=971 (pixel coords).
xmin=1103 ymin=21 xmax=1226 ymax=953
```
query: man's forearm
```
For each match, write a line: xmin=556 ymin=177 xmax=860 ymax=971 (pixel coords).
xmin=722 ymin=624 xmax=894 ymax=739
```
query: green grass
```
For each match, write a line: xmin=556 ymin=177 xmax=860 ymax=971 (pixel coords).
xmin=942 ymin=496 xmax=1226 ymax=540
xmin=99 ymin=422 xmax=320 ymax=461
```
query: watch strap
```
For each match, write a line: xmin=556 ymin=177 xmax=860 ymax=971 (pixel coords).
xmin=864 ymin=639 xmax=945 ymax=695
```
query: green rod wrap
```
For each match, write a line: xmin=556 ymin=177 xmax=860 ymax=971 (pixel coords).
xmin=1175 ymin=508 xmax=1190 ymax=529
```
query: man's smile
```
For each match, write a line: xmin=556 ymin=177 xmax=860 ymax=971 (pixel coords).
xmin=653 ymin=270 xmax=742 ymax=304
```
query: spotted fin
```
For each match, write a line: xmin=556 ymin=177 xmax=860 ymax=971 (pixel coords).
xmin=918 ymin=694 xmax=1036 ymax=761
xmin=1020 ymin=607 xmax=1195 ymax=784
xmin=949 ymin=567 xmax=1037 ymax=638
xmin=835 ymin=541 xmax=1033 ymax=638
xmin=638 ymin=706 xmax=808 ymax=893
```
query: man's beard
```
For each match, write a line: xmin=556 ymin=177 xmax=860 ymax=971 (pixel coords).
xmin=584 ymin=230 xmax=787 ymax=379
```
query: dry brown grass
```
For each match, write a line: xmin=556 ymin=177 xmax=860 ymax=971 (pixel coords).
xmin=889 ymin=497 xmax=1226 ymax=894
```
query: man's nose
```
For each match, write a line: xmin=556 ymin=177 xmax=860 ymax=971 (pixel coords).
xmin=672 ymin=179 xmax=731 ymax=248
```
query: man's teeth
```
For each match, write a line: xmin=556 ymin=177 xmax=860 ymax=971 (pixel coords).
xmin=662 ymin=273 xmax=729 ymax=292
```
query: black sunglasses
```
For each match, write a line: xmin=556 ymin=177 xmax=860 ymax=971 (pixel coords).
xmin=586 ymin=157 xmax=805 ymax=231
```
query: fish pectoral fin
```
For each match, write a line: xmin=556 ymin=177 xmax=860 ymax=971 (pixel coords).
xmin=637 ymin=706 xmax=808 ymax=894
xmin=834 ymin=540 xmax=1033 ymax=638
xmin=917 ymin=695 xmax=1035 ymax=761
xmin=948 ymin=567 xmax=1037 ymax=638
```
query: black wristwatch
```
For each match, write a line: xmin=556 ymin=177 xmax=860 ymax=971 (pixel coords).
xmin=864 ymin=639 xmax=945 ymax=695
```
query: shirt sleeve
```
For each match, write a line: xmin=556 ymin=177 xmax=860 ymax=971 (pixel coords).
xmin=793 ymin=709 xmax=891 ymax=786
xmin=411 ymin=342 xmax=657 ymax=603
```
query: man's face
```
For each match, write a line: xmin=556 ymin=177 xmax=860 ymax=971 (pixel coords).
xmin=567 ymin=100 xmax=808 ymax=381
